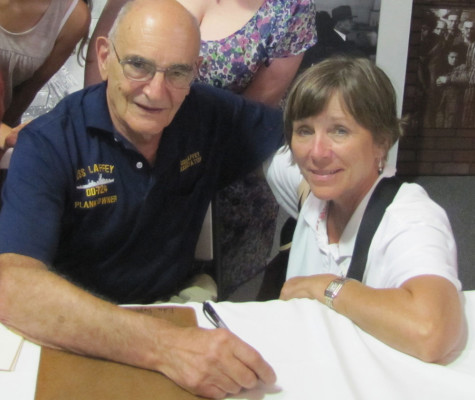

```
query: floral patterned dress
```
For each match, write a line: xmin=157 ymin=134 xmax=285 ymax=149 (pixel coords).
xmin=195 ymin=0 xmax=317 ymax=298
xmin=196 ymin=0 xmax=317 ymax=92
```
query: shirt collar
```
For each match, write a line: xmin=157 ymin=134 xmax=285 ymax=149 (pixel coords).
xmin=334 ymin=29 xmax=346 ymax=41
xmin=81 ymin=82 xmax=145 ymax=152
xmin=301 ymin=166 xmax=397 ymax=257
xmin=83 ymin=82 xmax=115 ymax=134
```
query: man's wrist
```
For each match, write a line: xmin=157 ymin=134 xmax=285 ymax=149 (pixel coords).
xmin=324 ymin=277 xmax=351 ymax=309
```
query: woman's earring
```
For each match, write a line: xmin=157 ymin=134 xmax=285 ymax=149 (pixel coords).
xmin=378 ymin=158 xmax=384 ymax=174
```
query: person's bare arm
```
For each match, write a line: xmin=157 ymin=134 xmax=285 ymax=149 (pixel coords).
xmin=0 ymin=253 xmax=275 ymax=399
xmin=0 ymin=121 xmax=29 ymax=157
xmin=242 ymin=54 xmax=303 ymax=107
xmin=0 ymin=123 xmax=12 ymax=153
xmin=280 ymin=274 xmax=463 ymax=363
xmin=2 ymin=1 xmax=90 ymax=126
xmin=84 ymin=0 xmax=127 ymax=86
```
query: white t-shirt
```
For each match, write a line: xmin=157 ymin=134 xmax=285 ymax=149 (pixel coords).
xmin=265 ymin=147 xmax=461 ymax=290
xmin=0 ymin=0 xmax=77 ymax=110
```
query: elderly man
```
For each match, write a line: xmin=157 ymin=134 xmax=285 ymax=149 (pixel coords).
xmin=0 ymin=0 xmax=280 ymax=398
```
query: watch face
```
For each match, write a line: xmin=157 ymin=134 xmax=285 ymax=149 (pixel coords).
xmin=324 ymin=278 xmax=348 ymax=309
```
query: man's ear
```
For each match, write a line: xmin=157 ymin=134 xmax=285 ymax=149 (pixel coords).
xmin=96 ymin=36 xmax=110 ymax=82
xmin=196 ymin=56 xmax=204 ymax=69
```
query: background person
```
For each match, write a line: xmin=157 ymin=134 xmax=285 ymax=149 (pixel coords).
xmin=327 ymin=5 xmax=361 ymax=55
xmin=0 ymin=1 xmax=281 ymax=397
xmin=266 ymin=56 xmax=463 ymax=362
xmin=432 ymin=47 xmax=462 ymax=127
xmin=192 ymin=0 xmax=316 ymax=297
xmin=298 ymin=5 xmax=365 ymax=77
xmin=0 ymin=0 xmax=91 ymax=150
xmin=437 ymin=19 xmax=475 ymax=128
xmin=443 ymin=10 xmax=461 ymax=45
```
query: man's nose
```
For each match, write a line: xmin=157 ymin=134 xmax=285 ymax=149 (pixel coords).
xmin=143 ymin=71 xmax=168 ymax=98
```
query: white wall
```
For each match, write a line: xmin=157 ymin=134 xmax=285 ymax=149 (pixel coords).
xmin=376 ymin=0 xmax=413 ymax=167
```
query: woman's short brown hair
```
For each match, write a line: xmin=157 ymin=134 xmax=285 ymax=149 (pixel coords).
xmin=284 ymin=56 xmax=403 ymax=156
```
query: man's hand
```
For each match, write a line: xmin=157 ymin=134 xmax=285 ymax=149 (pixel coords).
xmin=157 ymin=326 xmax=276 ymax=399
xmin=0 ymin=254 xmax=274 ymax=400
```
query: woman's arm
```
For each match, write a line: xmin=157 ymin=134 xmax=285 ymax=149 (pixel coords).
xmin=280 ymin=273 xmax=463 ymax=363
xmin=242 ymin=54 xmax=303 ymax=107
xmin=2 ymin=1 xmax=90 ymax=126
xmin=280 ymin=181 xmax=464 ymax=363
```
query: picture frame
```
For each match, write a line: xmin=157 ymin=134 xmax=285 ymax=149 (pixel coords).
xmin=402 ymin=1 xmax=475 ymax=130
xmin=397 ymin=0 xmax=475 ymax=176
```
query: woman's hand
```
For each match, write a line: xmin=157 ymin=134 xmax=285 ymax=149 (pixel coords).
xmin=279 ymin=274 xmax=338 ymax=303
xmin=281 ymin=272 xmax=464 ymax=363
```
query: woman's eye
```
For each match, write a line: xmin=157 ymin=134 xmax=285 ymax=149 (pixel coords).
xmin=295 ymin=127 xmax=313 ymax=136
xmin=332 ymin=126 xmax=349 ymax=136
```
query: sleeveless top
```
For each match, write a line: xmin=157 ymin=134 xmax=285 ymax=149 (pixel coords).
xmin=0 ymin=0 xmax=78 ymax=110
xmin=196 ymin=0 xmax=317 ymax=93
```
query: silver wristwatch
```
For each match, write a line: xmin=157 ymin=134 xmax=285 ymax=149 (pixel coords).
xmin=324 ymin=278 xmax=350 ymax=309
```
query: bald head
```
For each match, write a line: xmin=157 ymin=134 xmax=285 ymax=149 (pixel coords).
xmin=109 ymin=0 xmax=201 ymax=55
xmin=95 ymin=0 xmax=202 ymax=145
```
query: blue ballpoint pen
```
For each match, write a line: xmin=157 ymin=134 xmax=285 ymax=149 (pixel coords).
xmin=203 ymin=301 xmax=230 ymax=330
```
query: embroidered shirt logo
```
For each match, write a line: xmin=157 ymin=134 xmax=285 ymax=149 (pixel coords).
xmin=180 ymin=152 xmax=202 ymax=172
xmin=76 ymin=174 xmax=114 ymax=190
xmin=74 ymin=164 xmax=117 ymax=209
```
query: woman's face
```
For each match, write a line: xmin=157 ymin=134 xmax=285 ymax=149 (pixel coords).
xmin=291 ymin=93 xmax=385 ymax=212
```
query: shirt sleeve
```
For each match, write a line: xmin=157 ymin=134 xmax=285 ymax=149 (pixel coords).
xmin=367 ymin=183 xmax=461 ymax=291
xmin=0 ymin=125 xmax=67 ymax=264
xmin=264 ymin=146 xmax=302 ymax=218
xmin=268 ymin=0 xmax=318 ymax=59
xmin=192 ymin=84 xmax=283 ymax=188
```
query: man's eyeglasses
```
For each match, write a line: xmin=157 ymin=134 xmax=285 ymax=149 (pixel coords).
xmin=110 ymin=41 xmax=196 ymax=89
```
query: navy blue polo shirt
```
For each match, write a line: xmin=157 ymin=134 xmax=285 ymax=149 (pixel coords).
xmin=0 ymin=82 xmax=283 ymax=303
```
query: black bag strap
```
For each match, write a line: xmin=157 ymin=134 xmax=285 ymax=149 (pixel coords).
xmin=346 ymin=176 xmax=403 ymax=282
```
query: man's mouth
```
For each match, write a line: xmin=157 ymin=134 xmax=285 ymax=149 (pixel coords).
xmin=135 ymin=103 xmax=165 ymax=113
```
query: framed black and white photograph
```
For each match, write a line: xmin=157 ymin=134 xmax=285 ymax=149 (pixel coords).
xmin=301 ymin=0 xmax=382 ymax=71
xmin=403 ymin=2 xmax=475 ymax=129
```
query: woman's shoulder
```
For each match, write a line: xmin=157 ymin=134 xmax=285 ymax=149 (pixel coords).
xmin=388 ymin=181 xmax=450 ymax=225
xmin=262 ymin=0 xmax=316 ymax=27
